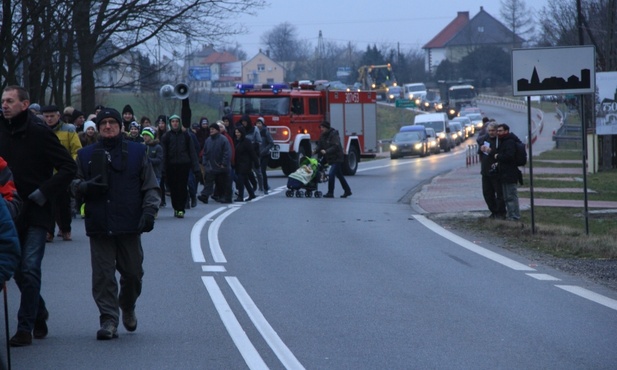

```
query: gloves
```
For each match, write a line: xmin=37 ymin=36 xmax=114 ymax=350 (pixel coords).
xmin=28 ymin=189 xmax=47 ymax=206
xmin=138 ymin=208 xmax=157 ymax=233
xmin=78 ymin=175 xmax=108 ymax=196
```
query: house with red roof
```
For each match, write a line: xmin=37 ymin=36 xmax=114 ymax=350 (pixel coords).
xmin=423 ymin=7 xmax=524 ymax=75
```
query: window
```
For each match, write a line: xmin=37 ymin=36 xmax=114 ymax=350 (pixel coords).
xmin=478 ymin=26 xmax=484 ymax=32
xmin=308 ymin=98 xmax=319 ymax=114
xmin=257 ymin=64 xmax=265 ymax=72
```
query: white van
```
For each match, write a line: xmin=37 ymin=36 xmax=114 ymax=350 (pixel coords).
xmin=403 ymin=83 xmax=427 ymax=103
xmin=414 ymin=112 xmax=452 ymax=152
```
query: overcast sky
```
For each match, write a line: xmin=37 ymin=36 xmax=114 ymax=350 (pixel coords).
xmin=226 ymin=0 xmax=548 ymax=58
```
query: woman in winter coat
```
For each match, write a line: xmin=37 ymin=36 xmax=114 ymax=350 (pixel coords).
xmin=160 ymin=115 xmax=201 ymax=218
xmin=78 ymin=120 xmax=99 ymax=148
xmin=233 ymin=126 xmax=258 ymax=202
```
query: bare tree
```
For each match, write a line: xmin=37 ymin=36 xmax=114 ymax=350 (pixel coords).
xmin=260 ymin=22 xmax=310 ymax=62
xmin=73 ymin=0 xmax=265 ymax=114
xmin=500 ymin=0 xmax=536 ymax=44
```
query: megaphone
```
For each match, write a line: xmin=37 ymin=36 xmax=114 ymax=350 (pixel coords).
xmin=159 ymin=83 xmax=189 ymax=99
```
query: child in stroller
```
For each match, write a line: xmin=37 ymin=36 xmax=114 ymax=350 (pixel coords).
xmin=285 ymin=156 xmax=328 ymax=198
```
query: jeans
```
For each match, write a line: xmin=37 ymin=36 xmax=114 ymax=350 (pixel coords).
xmin=327 ymin=163 xmax=351 ymax=195
xmin=502 ymin=182 xmax=520 ymax=220
xmin=14 ymin=226 xmax=48 ymax=332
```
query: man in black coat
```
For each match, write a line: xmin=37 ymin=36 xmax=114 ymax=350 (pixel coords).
xmin=494 ymin=123 xmax=522 ymax=221
xmin=477 ymin=121 xmax=505 ymax=219
xmin=0 ymin=85 xmax=77 ymax=346
xmin=314 ymin=121 xmax=352 ymax=198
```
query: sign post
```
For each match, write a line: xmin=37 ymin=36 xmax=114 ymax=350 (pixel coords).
xmin=512 ymin=46 xmax=596 ymax=234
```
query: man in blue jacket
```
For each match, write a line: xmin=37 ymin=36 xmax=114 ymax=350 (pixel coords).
xmin=72 ymin=108 xmax=160 ymax=340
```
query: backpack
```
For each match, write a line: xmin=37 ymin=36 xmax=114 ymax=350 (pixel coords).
xmin=515 ymin=141 xmax=527 ymax=166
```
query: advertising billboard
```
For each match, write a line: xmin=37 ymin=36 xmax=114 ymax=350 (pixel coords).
xmin=595 ymin=72 xmax=617 ymax=136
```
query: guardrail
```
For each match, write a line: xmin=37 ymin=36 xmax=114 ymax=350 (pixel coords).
xmin=477 ymin=94 xmax=544 ymax=147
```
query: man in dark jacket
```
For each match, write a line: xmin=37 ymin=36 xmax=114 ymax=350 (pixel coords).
xmin=477 ymin=121 xmax=505 ymax=219
xmin=71 ymin=108 xmax=160 ymax=340
xmin=494 ymin=123 xmax=522 ymax=221
xmin=0 ymin=85 xmax=77 ymax=347
xmin=198 ymin=123 xmax=232 ymax=204
xmin=314 ymin=121 xmax=352 ymax=198
xmin=255 ymin=117 xmax=274 ymax=194
xmin=160 ymin=114 xmax=201 ymax=218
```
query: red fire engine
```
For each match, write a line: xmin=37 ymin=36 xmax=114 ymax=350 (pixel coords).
xmin=229 ymin=83 xmax=377 ymax=175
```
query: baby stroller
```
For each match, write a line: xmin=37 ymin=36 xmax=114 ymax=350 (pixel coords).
xmin=285 ymin=156 xmax=329 ymax=198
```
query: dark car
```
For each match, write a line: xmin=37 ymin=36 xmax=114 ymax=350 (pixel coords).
xmin=386 ymin=86 xmax=403 ymax=103
xmin=389 ymin=130 xmax=429 ymax=159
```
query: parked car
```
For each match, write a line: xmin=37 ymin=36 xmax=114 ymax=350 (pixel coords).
xmin=390 ymin=128 xmax=429 ymax=159
xmin=451 ymin=116 xmax=474 ymax=138
xmin=448 ymin=121 xmax=464 ymax=146
xmin=387 ymin=86 xmax=403 ymax=103
xmin=425 ymin=127 xmax=440 ymax=154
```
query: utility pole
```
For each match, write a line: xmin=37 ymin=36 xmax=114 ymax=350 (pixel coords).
xmin=317 ymin=30 xmax=325 ymax=80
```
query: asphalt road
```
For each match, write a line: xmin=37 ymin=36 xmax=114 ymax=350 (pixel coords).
xmin=5 ymin=104 xmax=617 ymax=369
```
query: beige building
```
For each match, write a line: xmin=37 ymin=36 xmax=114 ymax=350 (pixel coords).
xmin=242 ymin=51 xmax=285 ymax=84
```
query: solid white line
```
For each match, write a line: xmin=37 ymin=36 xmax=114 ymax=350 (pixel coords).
xmin=208 ymin=207 xmax=240 ymax=263
xmin=526 ymin=273 xmax=561 ymax=281
xmin=413 ymin=215 xmax=536 ymax=271
xmin=191 ymin=207 xmax=226 ymax=263
xmin=202 ymin=265 xmax=227 ymax=272
xmin=555 ymin=285 xmax=617 ymax=311
xmin=226 ymin=277 xmax=306 ymax=370
xmin=201 ymin=277 xmax=269 ymax=370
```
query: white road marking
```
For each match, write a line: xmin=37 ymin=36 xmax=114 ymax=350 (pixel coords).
xmin=202 ymin=276 xmax=269 ymax=369
xmin=226 ymin=277 xmax=306 ymax=370
xmin=526 ymin=273 xmax=561 ymax=281
xmin=357 ymin=150 xmax=465 ymax=173
xmin=202 ymin=265 xmax=226 ymax=272
xmin=191 ymin=208 xmax=226 ymax=263
xmin=556 ymin=285 xmax=617 ymax=311
xmin=208 ymin=207 xmax=240 ymax=263
xmin=413 ymin=214 xmax=536 ymax=271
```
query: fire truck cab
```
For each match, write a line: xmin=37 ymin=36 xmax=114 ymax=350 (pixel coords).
xmin=229 ymin=83 xmax=377 ymax=176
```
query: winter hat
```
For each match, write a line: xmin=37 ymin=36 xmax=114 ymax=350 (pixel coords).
xmin=208 ymin=123 xmax=220 ymax=132
xmin=256 ymin=117 xmax=265 ymax=124
xmin=29 ymin=103 xmax=41 ymax=113
xmin=130 ymin=121 xmax=140 ymax=130
xmin=94 ymin=104 xmax=105 ymax=110
xmin=200 ymin=117 xmax=209 ymax=125
xmin=122 ymin=104 xmax=134 ymax=115
xmin=84 ymin=120 xmax=97 ymax=132
xmin=169 ymin=114 xmax=182 ymax=126
xmin=41 ymin=105 xmax=60 ymax=113
xmin=191 ymin=122 xmax=201 ymax=130
xmin=96 ymin=108 xmax=122 ymax=128
xmin=141 ymin=127 xmax=156 ymax=139
xmin=72 ymin=110 xmax=84 ymax=120
xmin=320 ymin=121 xmax=331 ymax=129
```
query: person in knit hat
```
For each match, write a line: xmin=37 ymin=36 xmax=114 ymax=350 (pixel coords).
xmin=126 ymin=121 xmax=144 ymax=143
xmin=122 ymin=105 xmax=135 ymax=133
xmin=78 ymin=120 xmax=99 ymax=148
xmin=159 ymin=114 xmax=201 ymax=218
xmin=72 ymin=110 xmax=86 ymax=132
xmin=71 ymin=106 xmax=159 ymax=341
xmin=141 ymin=127 xmax=163 ymax=189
